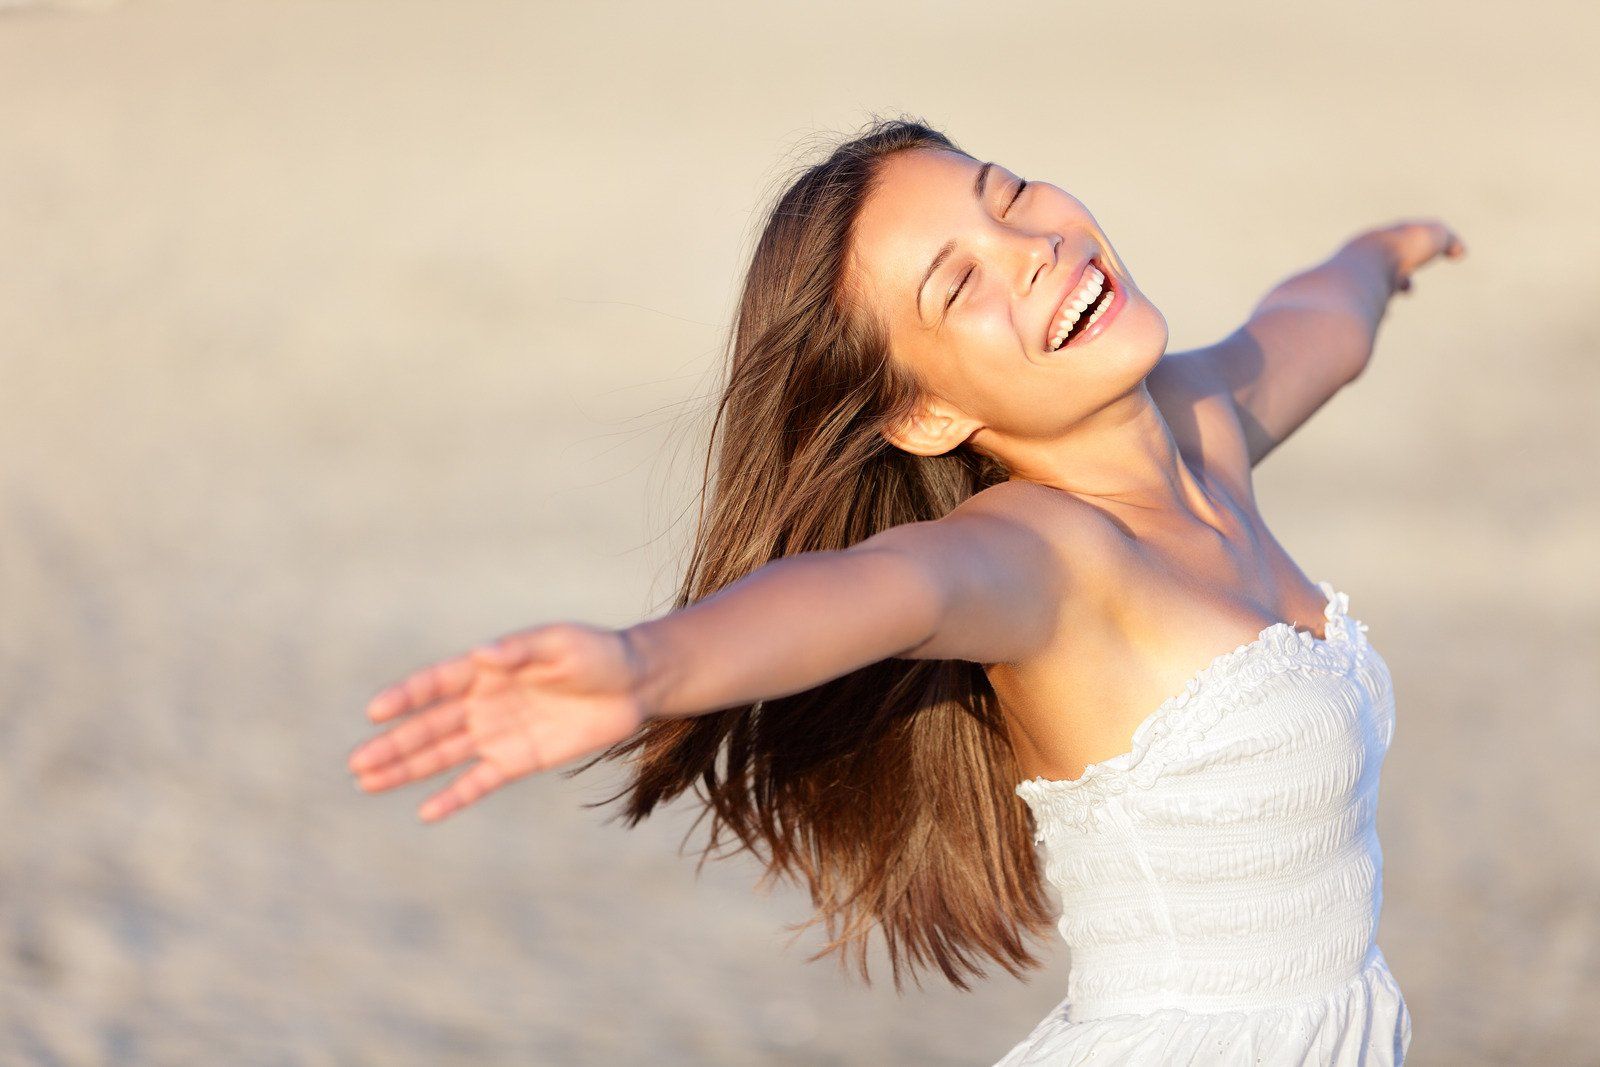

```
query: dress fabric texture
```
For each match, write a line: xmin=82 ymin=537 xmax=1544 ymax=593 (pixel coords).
xmin=995 ymin=581 xmax=1411 ymax=1065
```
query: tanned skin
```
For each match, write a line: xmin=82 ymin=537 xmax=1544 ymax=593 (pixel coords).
xmin=348 ymin=147 xmax=1463 ymax=822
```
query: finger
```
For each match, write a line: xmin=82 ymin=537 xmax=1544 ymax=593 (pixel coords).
xmin=469 ymin=624 xmax=569 ymax=672
xmin=356 ymin=729 xmax=476 ymax=793
xmin=367 ymin=653 xmax=478 ymax=723
xmin=349 ymin=698 xmax=469 ymax=773
xmin=1429 ymin=222 xmax=1454 ymax=255
xmin=1422 ymin=222 xmax=1464 ymax=260
xmin=419 ymin=760 xmax=508 ymax=822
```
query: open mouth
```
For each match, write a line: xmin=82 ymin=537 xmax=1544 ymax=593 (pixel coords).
xmin=1046 ymin=258 xmax=1119 ymax=353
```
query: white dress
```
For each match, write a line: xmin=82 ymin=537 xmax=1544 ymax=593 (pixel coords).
xmin=996 ymin=581 xmax=1411 ymax=1065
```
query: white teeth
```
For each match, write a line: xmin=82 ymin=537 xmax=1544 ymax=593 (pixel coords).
xmin=1048 ymin=265 xmax=1108 ymax=351
xmin=1083 ymin=288 xmax=1115 ymax=326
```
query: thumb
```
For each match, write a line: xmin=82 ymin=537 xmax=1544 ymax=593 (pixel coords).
xmin=471 ymin=635 xmax=528 ymax=669
xmin=470 ymin=624 xmax=568 ymax=671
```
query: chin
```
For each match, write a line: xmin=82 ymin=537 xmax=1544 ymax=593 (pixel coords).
xmin=1100 ymin=289 xmax=1169 ymax=379
xmin=1134 ymin=299 xmax=1169 ymax=369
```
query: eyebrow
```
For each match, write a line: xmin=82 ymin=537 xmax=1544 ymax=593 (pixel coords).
xmin=916 ymin=161 xmax=995 ymax=325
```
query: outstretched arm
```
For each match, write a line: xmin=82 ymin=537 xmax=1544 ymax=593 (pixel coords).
xmin=626 ymin=487 xmax=1065 ymax=719
xmin=349 ymin=485 xmax=1065 ymax=821
xmin=1177 ymin=219 xmax=1465 ymax=467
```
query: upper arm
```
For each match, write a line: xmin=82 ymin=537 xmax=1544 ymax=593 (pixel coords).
xmin=1181 ymin=298 xmax=1369 ymax=467
xmin=848 ymin=483 xmax=1072 ymax=667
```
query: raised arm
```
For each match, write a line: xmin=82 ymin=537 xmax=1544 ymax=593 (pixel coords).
xmin=349 ymin=483 xmax=1067 ymax=821
xmin=1176 ymin=219 xmax=1465 ymax=467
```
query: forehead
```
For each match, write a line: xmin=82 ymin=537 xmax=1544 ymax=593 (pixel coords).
xmin=849 ymin=148 xmax=986 ymax=319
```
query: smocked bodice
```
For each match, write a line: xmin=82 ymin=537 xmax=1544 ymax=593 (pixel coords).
xmin=1012 ymin=580 xmax=1400 ymax=1026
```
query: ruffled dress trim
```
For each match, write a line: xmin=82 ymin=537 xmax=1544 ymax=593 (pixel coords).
xmin=1015 ymin=580 xmax=1372 ymax=838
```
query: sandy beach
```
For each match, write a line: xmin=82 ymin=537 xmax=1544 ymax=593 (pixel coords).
xmin=1 ymin=1 xmax=1596 ymax=1062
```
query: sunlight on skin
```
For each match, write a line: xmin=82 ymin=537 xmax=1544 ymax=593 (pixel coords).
xmin=346 ymin=148 xmax=1467 ymax=825
xmin=350 ymin=642 xmax=528 ymax=820
xmin=845 ymin=147 xmax=1177 ymax=495
xmin=349 ymin=625 xmax=644 ymax=822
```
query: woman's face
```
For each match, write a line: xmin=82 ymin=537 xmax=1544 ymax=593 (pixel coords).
xmin=847 ymin=147 xmax=1169 ymax=458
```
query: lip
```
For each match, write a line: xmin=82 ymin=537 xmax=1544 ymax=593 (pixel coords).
xmin=1043 ymin=255 xmax=1122 ymax=354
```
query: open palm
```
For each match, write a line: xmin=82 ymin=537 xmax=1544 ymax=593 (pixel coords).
xmin=348 ymin=621 xmax=647 ymax=822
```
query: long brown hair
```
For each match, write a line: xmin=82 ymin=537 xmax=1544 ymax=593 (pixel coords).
xmin=569 ymin=115 xmax=1053 ymax=992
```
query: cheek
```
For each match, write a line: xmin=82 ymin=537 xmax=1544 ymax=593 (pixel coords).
xmin=945 ymin=329 xmax=1024 ymax=394
xmin=944 ymin=328 xmax=1037 ymax=412
xmin=1048 ymin=189 xmax=1096 ymax=221
xmin=964 ymin=293 xmax=1026 ymax=349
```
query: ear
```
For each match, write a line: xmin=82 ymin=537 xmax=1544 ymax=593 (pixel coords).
xmin=881 ymin=397 xmax=983 ymax=457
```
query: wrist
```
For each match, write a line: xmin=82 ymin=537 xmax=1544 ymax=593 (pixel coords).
xmin=617 ymin=618 xmax=679 ymax=721
xmin=1326 ymin=233 xmax=1402 ymax=329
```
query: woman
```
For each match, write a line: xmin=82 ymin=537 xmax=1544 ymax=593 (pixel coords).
xmin=347 ymin=117 xmax=1463 ymax=1064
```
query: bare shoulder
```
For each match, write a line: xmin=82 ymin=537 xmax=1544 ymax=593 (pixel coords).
xmin=945 ymin=477 xmax=1126 ymax=583
xmin=850 ymin=478 xmax=1125 ymax=666
xmin=1145 ymin=347 xmax=1256 ymax=504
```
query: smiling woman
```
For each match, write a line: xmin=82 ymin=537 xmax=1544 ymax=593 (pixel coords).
xmin=842 ymin=145 xmax=1174 ymax=478
xmin=350 ymin=113 xmax=1461 ymax=1065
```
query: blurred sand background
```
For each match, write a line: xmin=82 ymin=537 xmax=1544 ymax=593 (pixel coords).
xmin=1 ymin=0 xmax=1596 ymax=1063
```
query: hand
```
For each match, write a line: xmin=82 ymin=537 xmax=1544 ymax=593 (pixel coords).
xmin=1345 ymin=218 xmax=1467 ymax=294
xmin=348 ymin=622 xmax=649 ymax=823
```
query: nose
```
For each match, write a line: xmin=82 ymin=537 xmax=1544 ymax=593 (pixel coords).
xmin=1019 ymin=232 xmax=1060 ymax=292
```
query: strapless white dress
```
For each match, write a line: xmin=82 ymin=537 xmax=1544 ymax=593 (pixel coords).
xmin=996 ymin=581 xmax=1411 ymax=1065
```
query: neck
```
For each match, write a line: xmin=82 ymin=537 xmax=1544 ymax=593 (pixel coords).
xmin=997 ymin=384 xmax=1226 ymax=529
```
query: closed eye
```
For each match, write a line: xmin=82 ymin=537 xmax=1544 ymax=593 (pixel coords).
xmin=947 ymin=178 xmax=1028 ymax=312
xmin=1003 ymin=178 xmax=1028 ymax=217
xmin=947 ymin=267 xmax=973 ymax=309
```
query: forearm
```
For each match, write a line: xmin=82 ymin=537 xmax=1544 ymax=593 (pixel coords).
xmin=1250 ymin=234 xmax=1400 ymax=380
xmin=619 ymin=548 xmax=942 ymax=720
